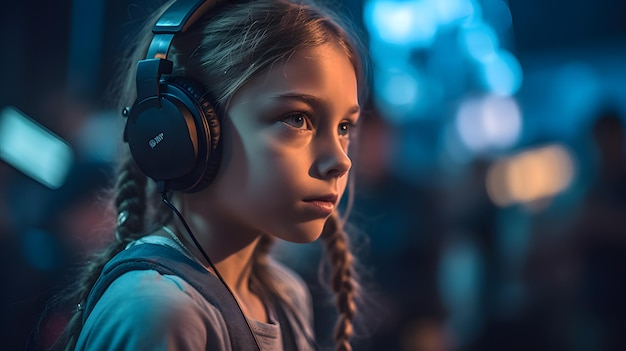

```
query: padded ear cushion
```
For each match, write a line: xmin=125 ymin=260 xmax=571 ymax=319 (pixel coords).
xmin=164 ymin=76 xmax=222 ymax=192
xmin=125 ymin=76 xmax=221 ymax=193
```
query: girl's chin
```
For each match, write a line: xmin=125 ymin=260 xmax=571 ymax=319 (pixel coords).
xmin=276 ymin=221 xmax=327 ymax=244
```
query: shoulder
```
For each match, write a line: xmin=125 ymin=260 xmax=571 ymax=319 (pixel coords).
xmin=76 ymin=270 xmax=230 ymax=351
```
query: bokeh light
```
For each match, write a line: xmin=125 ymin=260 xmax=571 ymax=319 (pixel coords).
xmin=455 ymin=95 xmax=522 ymax=154
xmin=486 ymin=144 xmax=576 ymax=206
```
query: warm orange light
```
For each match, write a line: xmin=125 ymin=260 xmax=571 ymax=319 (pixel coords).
xmin=486 ymin=144 xmax=574 ymax=206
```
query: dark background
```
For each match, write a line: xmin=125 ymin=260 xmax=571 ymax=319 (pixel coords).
xmin=2 ymin=0 xmax=626 ymax=350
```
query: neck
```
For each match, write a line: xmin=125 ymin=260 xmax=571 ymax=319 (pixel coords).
xmin=168 ymin=214 xmax=262 ymax=295
xmin=209 ymin=235 xmax=261 ymax=293
xmin=168 ymin=219 xmax=268 ymax=322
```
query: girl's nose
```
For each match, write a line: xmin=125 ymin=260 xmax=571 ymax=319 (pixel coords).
xmin=315 ymin=139 xmax=352 ymax=179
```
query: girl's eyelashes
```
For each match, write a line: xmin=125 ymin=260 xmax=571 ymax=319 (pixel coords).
xmin=278 ymin=111 xmax=359 ymax=137
xmin=280 ymin=112 xmax=312 ymax=131
xmin=338 ymin=121 xmax=358 ymax=137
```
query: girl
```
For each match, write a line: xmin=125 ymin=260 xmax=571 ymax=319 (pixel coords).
xmin=52 ymin=0 xmax=368 ymax=350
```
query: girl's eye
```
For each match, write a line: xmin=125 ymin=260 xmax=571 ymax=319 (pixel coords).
xmin=281 ymin=113 xmax=310 ymax=130
xmin=338 ymin=122 xmax=354 ymax=137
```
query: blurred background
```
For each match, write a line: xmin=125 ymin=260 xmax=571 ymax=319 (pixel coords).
xmin=1 ymin=0 xmax=626 ymax=350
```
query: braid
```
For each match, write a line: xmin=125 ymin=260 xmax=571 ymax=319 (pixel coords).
xmin=145 ymin=178 xmax=174 ymax=229
xmin=321 ymin=212 xmax=358 ymax=351
xmin=113 ymin=155 xmax=148 ymax=242
xmin=49 ymin=153 xmax=149 ymax=351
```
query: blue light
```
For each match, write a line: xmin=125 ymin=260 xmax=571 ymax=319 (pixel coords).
xmin=373 ymin=66 xmax=423 ymax=123
xmin=0 ymin=107 xmax=74 ymax=189
xmin=433 ymin=0 xmax=478 ymax=26
xmin=480 ymin=49 xmax=523 ymax=96
xmin=487 ymin=0 xmax=513 ymax=33
xmin=364 ymin=0 xmax=438 ymax=48
xmin=369 ymin=38 xmax=414 ymax=65
xmin=381 ymin=71 xmax=419 ymax=107
xmin=455 ymin=95 xmax=522 ymax=153
xmin=459 ymin=22 xmax=499 ymax=62
xmin=553 ymin=62 xmax=601 ymax=122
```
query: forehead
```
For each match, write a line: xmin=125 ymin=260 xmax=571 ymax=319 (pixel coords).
xmin=228 ymin=42 xmax=359 ymax=110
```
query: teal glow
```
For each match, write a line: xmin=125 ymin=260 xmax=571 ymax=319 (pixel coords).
xmin=459 ymin=22 xmax=499 ymax=62
xmin=433 ymin=0 xmax=477 ymax=26
xmin=364 ymin=0 xmax=438 ymax=48
xmin=0 ymin=107 xmax=74 ymax=189
xmin=481 ymin=50 xmax=523 ymax=96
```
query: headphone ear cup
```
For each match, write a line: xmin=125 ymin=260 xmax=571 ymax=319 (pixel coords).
xmin=124 ymin=77 xmax=221 ymax=193
xmin=166 ymin=77 xmax=222 ymax=192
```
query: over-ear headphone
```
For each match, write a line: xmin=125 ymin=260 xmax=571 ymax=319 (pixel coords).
xmin=123 ymin=0 xmax=224 ymax=193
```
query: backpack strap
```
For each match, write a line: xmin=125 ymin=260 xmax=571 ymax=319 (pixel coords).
xmin=82 ymin=243 xmax=260 ymax=351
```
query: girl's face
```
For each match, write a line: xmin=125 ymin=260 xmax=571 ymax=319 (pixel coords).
xmin=204 ymin=42 xmax=359 ymax=243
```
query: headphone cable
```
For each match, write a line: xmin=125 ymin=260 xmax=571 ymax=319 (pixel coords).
xmin=158 ymin=183 xmax=262 ymax=351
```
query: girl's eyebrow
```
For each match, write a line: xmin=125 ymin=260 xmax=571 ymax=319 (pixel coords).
xmin=272 ymin=92 xmax=360 ymax=115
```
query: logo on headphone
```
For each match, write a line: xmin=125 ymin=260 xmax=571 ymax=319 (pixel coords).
xmin=149 ymin=132 xmax=164 ymax=149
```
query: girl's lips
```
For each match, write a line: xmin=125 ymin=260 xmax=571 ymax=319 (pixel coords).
xmin=302 ymin=194 xmax=338 ymax=216
xmin=302 ymin=199 xmax=335 ymax=216
xmin=303 ymin=193 xmax=338 ymax=204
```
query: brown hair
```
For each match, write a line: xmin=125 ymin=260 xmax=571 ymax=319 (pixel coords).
xmin=51 ymin=1 xmax=368 ymax=350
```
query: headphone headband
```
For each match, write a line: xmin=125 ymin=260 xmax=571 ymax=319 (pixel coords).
xmin=154 ymin=0 xmax=218 ymax=34
xmin=147 ymin=0 xmax=222 ymax=59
